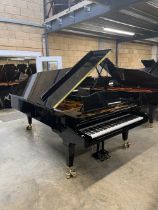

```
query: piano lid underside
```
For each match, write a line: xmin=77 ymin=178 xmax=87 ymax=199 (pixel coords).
xmin=45 ymin=50 xmax=111 ymax=109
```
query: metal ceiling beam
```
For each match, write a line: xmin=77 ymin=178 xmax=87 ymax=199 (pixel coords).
xmin=120 ymin=31 xmax=158 ymax=42
xmin=100 ymin=14 xmax=158 ymax=33
xmin=45 ymin=1 xmax=92 ymax=23
xmin=62 ymin=28 xmax=107 ymax=38
xmin=135 ymin=33 xmax=158 ymax=41
xmin=45 ymin=0 xmax=148 ymax=33
xmin=93 ymin=0 xmax=147 ymax=8
xmin=65 ymin=26 xmax=123 ymax=39
xmin=0 ymin=17 xmax=43 ymax=28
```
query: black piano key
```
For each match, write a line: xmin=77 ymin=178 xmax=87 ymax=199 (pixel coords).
xmin=80 ymin=114 xmax=139 ymax=137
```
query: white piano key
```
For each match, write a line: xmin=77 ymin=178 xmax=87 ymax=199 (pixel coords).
xmin=108 ymin=101 xmax=122 ymax=106
xmin=89 ymin=116 xmax=143 ymax=139
xmin=80 ymin=114 xmax=131 ymax=131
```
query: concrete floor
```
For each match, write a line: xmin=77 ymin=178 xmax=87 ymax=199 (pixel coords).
xmin=0 ymin=109 xmax=158 ymax=210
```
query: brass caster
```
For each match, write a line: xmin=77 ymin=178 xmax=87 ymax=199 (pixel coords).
xmin=70 ymin=169 xmax=77 ymax=177
xmin=66 ymin=167 xmax=77 ymax=179
xmin=26 ymin=125 xmax=32 ymax=131
xmin=123 ymin=141 xmax=131 ymax=149
xmin=149 ymin=123 xmax=153 ymax=128
xmin=66 ymin=172 xmax=71 ymax=179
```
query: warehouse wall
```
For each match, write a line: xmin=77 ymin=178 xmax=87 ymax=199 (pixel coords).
xmin=118 ymin=42 xmax=152 ymax=68
xmin=0 ymin=0 xmax=44 ymax=52
xmin=98 ymin=38 xmax=117 ymax=64
xmin=0 ymin=0 xmax=153 ymax=70
xmin=48 ymin=33 xmax=99 ymax=68
xmin=48 ymin=33 xmax=153 ymax=69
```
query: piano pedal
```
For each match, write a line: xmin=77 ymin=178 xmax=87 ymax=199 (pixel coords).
xmin=26 ymin=124 xmax=32 ymax=131
xmin=92 ymin=150 xmax=111 ymax=161
xmin=123 ymin=141 xmax=131 ymax=149
xmin=66 ymin=167 xmax=77 ymax=179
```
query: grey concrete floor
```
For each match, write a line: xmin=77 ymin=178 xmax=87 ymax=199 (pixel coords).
xmin=0 ymin=109 xmax=158 ymax=210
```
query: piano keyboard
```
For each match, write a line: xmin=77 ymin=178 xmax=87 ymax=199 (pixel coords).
xmin=80 ymin=115 xmax=144 ymax=139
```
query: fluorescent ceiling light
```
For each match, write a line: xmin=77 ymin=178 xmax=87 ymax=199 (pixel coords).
xmin=147 ymin=2 xmax=158 ymax=9
xmin=10 ymin=57 xmax=34 ymax=61
xmin=103 ymin=27 xmax=135 ymax=36
xmin=24 ymin=57 xmax=34 ymax=60
xmin=10 ymin=58 xmax=25 ymax=61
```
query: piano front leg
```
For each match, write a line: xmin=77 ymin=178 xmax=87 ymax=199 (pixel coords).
xmin=64 ymin=143 xmax=77 ymax=179
xmin=148 ymin=105 xmax=155 ymax=128
xmin=26 ymin=113 xmax=32 ymax=131
xmin=122 ymin=131 xmax=130 ymax=149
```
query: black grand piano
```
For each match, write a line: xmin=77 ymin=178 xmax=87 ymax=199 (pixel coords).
xmin=100 ymin=58 xmax=158 ymax=127
xmin=11 ymin=50 xmax=148 ymax=178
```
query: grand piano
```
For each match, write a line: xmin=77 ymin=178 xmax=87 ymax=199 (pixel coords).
xmin=100 ymin=58 xmax=158 ymax=127
xmin=11 ymin=50 xmax=148 ymax=178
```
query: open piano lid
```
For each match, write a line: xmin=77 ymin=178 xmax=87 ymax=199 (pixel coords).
xmin=101 ymin=58 xmax=158 ymax=89
xmin=23 ymin=49 xmax=111 ymax=109
xmin=141 ymin=59 xmax=156 ymax=68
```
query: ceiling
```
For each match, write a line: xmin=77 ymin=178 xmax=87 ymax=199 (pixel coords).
xmin=45 ymin=0 xmax=158 ymax=43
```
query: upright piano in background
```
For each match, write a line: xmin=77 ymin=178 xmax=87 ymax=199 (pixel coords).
xmin=11 ymin=50 xmax=148 ymax=178
xmin=100 ymin=58 xmax=158 ymax=127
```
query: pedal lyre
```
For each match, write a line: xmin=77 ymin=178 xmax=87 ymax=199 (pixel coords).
xmin=92 ymin=142 xmax=111 ymax=161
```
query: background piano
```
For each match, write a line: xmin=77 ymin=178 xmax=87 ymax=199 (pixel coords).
xmin=100 ymin=58 xmax=158 ymax=127
xmin=0 ymin=63 xmax=37 ymax=109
